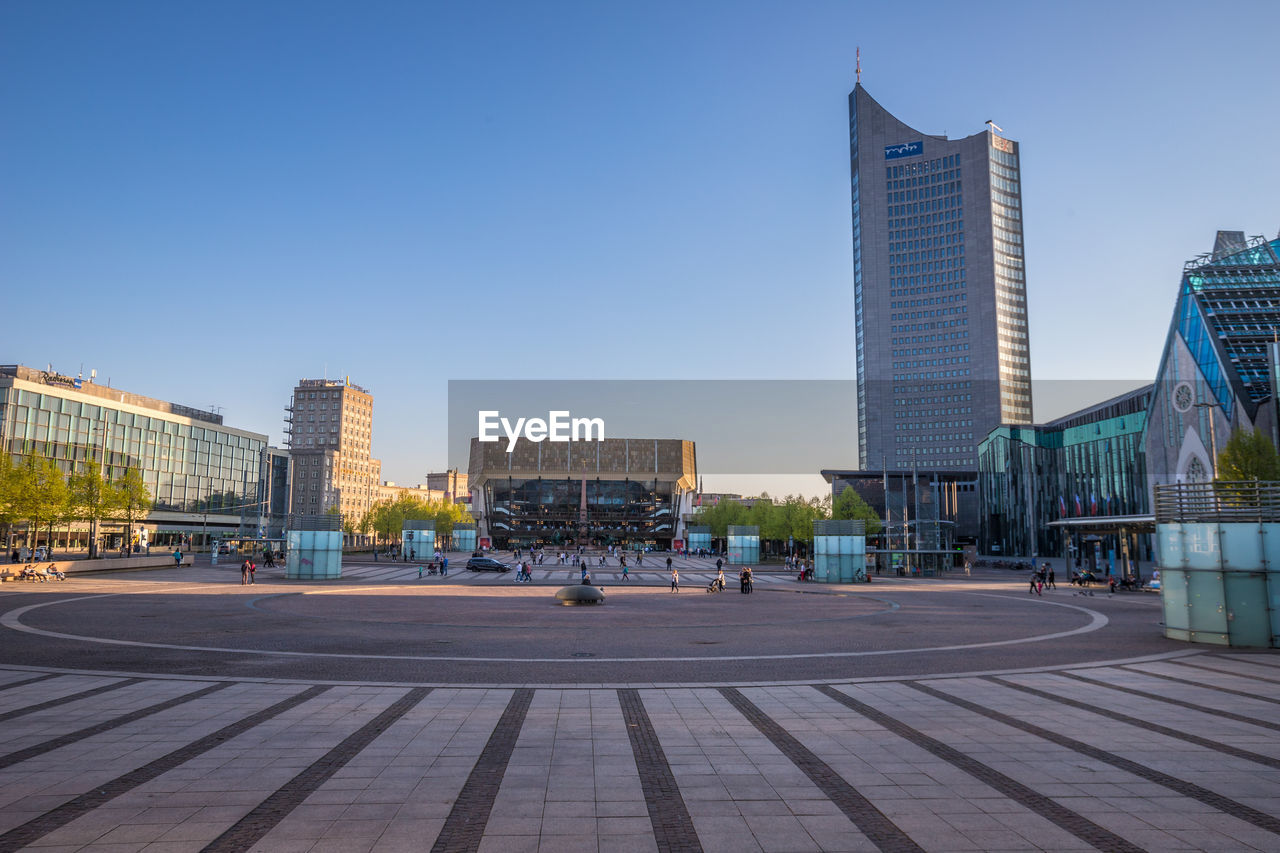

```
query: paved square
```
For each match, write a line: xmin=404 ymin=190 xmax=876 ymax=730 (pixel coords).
xmin=0 ymin=557 xmax=1275 ymax=851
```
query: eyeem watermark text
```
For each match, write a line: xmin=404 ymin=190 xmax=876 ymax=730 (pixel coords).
xmin=478 ymin=410 xmax=605 ymax=452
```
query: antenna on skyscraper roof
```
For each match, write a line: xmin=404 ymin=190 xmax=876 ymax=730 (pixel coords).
xmin=856 ymin=47 xmax=861 ymax=84
xmin=986 ymin=120 xmax=1003 ymax=133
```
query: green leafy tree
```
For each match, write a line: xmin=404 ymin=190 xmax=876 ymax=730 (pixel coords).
xmin=14 ymin=456 xmax=69 ymax=555
xmin=68 ymin=459 xmax=119 ymax=559
xmin=1216 ymin=428 xmax=1280 ymax=483
xmin=691 ymin=497 xmax=748 ymax=538
xmin=113 ymin=468 xmax=153 ymax=551
xmin=0 ymin=453 xmax=20 ymax=552
xmin=831 ymin=486 xmax=883 ymax=535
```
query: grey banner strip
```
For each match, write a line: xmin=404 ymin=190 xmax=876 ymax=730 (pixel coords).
xmin=618 ymin=688 xmax=703 ymax=853
xmin=719 ymin=687 xmax=923 ymax=853
xmin=430 ymin=688 xmax=534 ymax=853
xmin=814 ymin=684 xmax=1143 ymax=852
xmin=1060 ymin=671 xmax=1280 ymax=733
xmin=909 ymin=682 xmax=1280 ymax=837
xmin=989 ymin=676 xmax=1280 ymax=770
xmin=0 ymin=677 xmax=144 ymax=723
xmin=1119 ymin=664 xmax=1280 ymax=706
xmin=0 ymin=684 xmax=329 ymax=850
xmin=204 ymin=686 xmax=431 ymax=852
xmin=0 ymin=681 xmax=231 ymax=770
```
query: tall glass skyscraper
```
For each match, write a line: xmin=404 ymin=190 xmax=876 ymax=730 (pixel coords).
xmin=850 ymin=84 xmax=1032 ymax=471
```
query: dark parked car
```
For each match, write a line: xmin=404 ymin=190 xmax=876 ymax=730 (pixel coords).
xmin=466 ymin=556 xmax=510 ymax=573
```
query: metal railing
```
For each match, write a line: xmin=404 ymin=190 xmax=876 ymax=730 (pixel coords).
xmin=1154 ymin=481 xmax=1280 ymax=523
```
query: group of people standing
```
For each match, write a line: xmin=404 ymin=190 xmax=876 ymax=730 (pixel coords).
xmin=1028 ymin=562 xmax=1056 ymax=596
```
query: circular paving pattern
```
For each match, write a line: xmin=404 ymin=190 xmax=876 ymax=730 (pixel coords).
xmin=0 ymin=567 xmax=1179 ymax=686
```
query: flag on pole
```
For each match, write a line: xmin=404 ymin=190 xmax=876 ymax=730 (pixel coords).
xmin=1059 ymin=495 xmax=1068 ymax=517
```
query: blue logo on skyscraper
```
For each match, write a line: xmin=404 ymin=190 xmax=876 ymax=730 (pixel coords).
xmin=884 ymin=140 xmax=923 ymax=160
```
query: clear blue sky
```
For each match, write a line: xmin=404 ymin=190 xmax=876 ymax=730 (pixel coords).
xmin=3 ymin=1 xmax=1277 ymax=491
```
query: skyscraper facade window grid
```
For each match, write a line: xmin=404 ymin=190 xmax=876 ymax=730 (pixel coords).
xmin=850 ymin=84 xmax=1032 ymax=471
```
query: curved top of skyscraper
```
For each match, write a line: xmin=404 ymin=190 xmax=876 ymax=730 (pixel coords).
xmin=849 ymin=83 xmax=1032 ymax=472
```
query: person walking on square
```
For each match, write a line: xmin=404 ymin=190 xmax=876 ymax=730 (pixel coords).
xmin=621 ymin=561 xmax=630 ymax=581
xmin=441 ymin=555 xmax=448 ymax=576
xmin=716 ymin=566 xmax=725 ymax=591
xmin=1046 ymin=563 xmax=1056 ymax=589
xmin=739 ymin=566 xmax=748 ymax=594
xmin=745 ymin=566 xmax=754 ymax=594
xmin=241 ymin=558 xmax=250 ymax=585
xmin=173 ymin=549 xmax=182 ymax=568
xmin=666 ymin=556 xmax=673 ymax=571
xmin=1029 ymin=572 xmax=1039 ymax=596
xmin=248 ymin=560 xmax=256 ymax=584
xmin=670 ymin=567 xmax=679 ymax=592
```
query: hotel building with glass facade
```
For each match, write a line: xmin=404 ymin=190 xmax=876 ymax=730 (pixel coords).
xmin=0 ymin=364 xmax=279 ymax=549
xmin=850 ymin=84 xmax=1032 ymax=471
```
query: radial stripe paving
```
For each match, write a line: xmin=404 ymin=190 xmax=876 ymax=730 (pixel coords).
xmin=0 ymin=676 xmax=142 ymax=723
xmin=1179 ymin=656 xmax=1280 ymax=684
xmin=1120 ymin=662 xmax=1280 ymax=706
xmin=745 ymin=682 xmax=1123 ymax=851
xmin=204 ymin=686 xmax=432 ymax=851
xmin=430 ymin=688 xmax=534 ymax=852
xmin=810 ymin=683 xmax=1144 ymax=852
xmin=718 ymin=686 xmax=922 ymax=853
xmin=0 ymin=684 xmax=329 ymax=849
xmin=0 ymin=681 xmax=231 ymax=772
xmin=239 ymin=686 xmax=522 ymax=852
xmin=1059 ymin=670 xmax=1280 ymax=732
xmin=1142 ymin=660 xmax=1280 ymax=697
xmin=619 ymin=688 xmax=701 ymax=853
xmin=992 ymin=673 xmax=1280 ymax=762
xmin=0 ymin=671 xmax=59 ymax=691
xmin=909 ymin=679 xmax=1280 ymax=839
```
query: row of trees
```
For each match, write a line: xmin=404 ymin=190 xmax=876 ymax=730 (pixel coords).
xmin=0 ymin=455 xmax=152 ymax=558
xmin=348 ymin=494 xmax=475 ymax=550
xmin=690 ymin=488 xmax=881 ymax=549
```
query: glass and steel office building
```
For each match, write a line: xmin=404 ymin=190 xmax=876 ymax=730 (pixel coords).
xmin=1146 ymin=231 xmax=1280 ymax=489
xmin=850 ymin=84 xmax=1032 ymax=471
xmin=977 ymin=386 xmax=1151 ymax=557
xmin=0 ymin=365 xmax=277 ymax=547
xmin=468 ymin=437 xmax=696 ymax=549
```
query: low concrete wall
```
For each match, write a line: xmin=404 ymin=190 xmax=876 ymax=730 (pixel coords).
xmin=1 ymin=555 xmax=193 ymax=579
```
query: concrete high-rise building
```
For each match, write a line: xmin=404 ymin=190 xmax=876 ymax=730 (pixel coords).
xmin=285 ymin=379 xmax=381 ymax=529
xmin=850 ymin=83 xmax=1032 ymax=471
